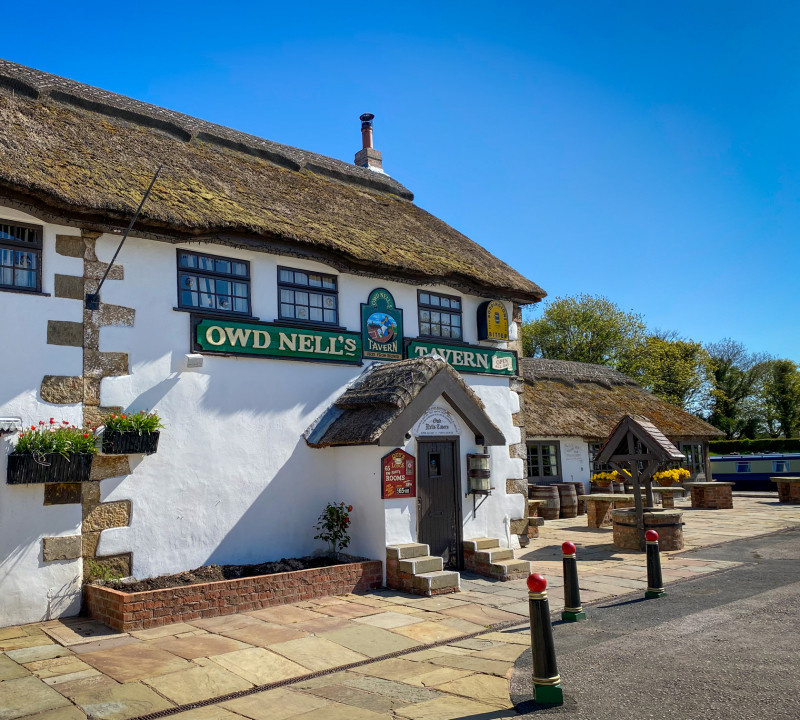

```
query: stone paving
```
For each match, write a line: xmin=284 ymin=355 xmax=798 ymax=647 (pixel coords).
xmin=1 ymin=495 xmax=798 ymax=720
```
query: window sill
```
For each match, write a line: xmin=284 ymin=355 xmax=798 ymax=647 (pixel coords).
xmin=275 ymin=319 xmax=348 ymax=332
xmin=0 ymin=287 xmax=50 ymax=297
xmin=173 ymin=307 xmax=260 ymax=321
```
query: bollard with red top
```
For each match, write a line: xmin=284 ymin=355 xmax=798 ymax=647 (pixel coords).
xmin=527 ymin=573 xmax=564 ymax=705
xmin=645 ymin=529 xmax=666 ymax=599
xmin=561 ymin=541 xmax=586 ymax=622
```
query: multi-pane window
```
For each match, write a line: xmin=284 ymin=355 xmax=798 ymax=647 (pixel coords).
xmin=527 ymin=441 xmax=561 ymax=483
xmin=681 ymin=443 xmax=704 ymax=475
xmin=736 ymin=462 xmax=751 ymax=473
xmin=418 ymin=291 xmax=462 ymax=340
xmin=178 ymin=250 xmax=250 ymax=315
xmin=774 ymin=460 xmax=790 ymax=473
xmin=588 ymin=442 xmax=613 ymax=474
xmin=0 ymin=220 xmax=41 ymax=292
xmin=278 ymin=267 xmax=338 ymax=325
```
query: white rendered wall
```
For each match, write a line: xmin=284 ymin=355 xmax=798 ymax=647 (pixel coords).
xmin=528 ymin=436 xmax=591 ymax=494
xmin=0 ymin=207 xmax=84 ymax=626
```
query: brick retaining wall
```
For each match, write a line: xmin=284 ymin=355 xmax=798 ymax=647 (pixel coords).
xmin=87 ymin=560 xmax=383 ymax=632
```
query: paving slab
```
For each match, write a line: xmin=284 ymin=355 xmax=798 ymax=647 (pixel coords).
xmin=43 ymin=669 xmax=102 ymax=687
xmin=0 ymin=675 xmax=73 ymax=720
xmin=433 ymin=672 xmax=513 ymax=708
xmin=340 ymin=673 xmax=445 ymax=704
xmin=170 ymin=707 xmax=242 ymax=720
xmin=0 ymin=628 xmax=28 ymax=641
xmin=14 ymin=707 xmax=87 ymax=720
xmin=302 ymin=682 xmax=410 ymax=712
xmin=219 ymin=686 xmax=329 ymax=720
xmin=0 ymin=654 xmax=30 ymax=682
xmin=388 ymin=621 xmax=466 ymax=644
xmin=186 ymin=614 xmax=264 ymax=633
xmin=422 ymin=653 xmax=515 ymax=677
xmin=292 ymin=700 xmax=391 ymax=720
xmin=246 ymin=606 xmax=327 ymax=625
xmin=217 ymin=621 xmax=307 ymax=647
xmin=354 ymin=612 xmax=427 ymax=630
xmin=206 ymin=647 xmax=309 ymax=685
xmin=69 ymin=636 xmax=142 ymax=656
xmin=312 ymin=602 xmax=380 ymax=619
xmin=437 ymin=604 xmax=523 ymax=626
xmin=40 ymin=619 xmax=121 ymax=647
xmin=23 ymin=655 xmax=95 ymax=680
xmin=149 ymin=634 xmax=251 ymax=659
xmin=129 ymin=623 xmax=202 ymax=640
xmin=143 ymin=661 xmax=252 ymax=704
xmin=43 ymin=672 xmax=119 ymax=700
xmin=6 ymin=645 xmax=73 ymax=664
xmin=0 ymin=635 xmax=57 ymax=652
xmin=79 ymin=643 xmax=189 ymax=683
xmin=393 ymin=695 xmax=514 ymax=720
xmin=292 ymin=616 xmax=354 ymax=635
xmin=322 ymin=624 xmax=421 ymax=657
xmin=70 ymin=681 xmax=174 ymax=720
xmin=268 ymin=635 xmax=367 ymax=671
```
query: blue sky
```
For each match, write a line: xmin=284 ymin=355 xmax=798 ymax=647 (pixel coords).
xmin=4 ymin=2 xmax=799 ymax=359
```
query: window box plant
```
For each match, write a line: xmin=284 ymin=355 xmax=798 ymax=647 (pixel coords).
xmin=101 ymin=411 xmax=163 ymax=455
xmin=7 ymin=420 xmax=97 ymax=484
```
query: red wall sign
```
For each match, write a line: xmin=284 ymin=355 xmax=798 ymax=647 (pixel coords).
xmin=382 ymin=448 xmax=416 ymax=499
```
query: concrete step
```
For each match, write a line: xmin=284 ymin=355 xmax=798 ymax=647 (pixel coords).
xmin=463 ymin=537 xmax=497 ymax=551
xmin=386 ymin=543 xmax=430 ymax=560
xmin=413 ymin=570 xmax=460 ymax=594
xmin=475 ymin=547 xmax=514 ymax=563
xmin=491 ymin=558 xmax=531 ymax=579
xmin=398 ymin=555 xmax=443 ymax=575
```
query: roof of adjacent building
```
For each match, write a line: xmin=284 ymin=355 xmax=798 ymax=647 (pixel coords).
xmin=0 ymin=59 xmax=545 ymax=303
xmin=521 ymin=358 xmax=723 ymax=441
xmin=305 ymin=356 xmax=504 ymax=448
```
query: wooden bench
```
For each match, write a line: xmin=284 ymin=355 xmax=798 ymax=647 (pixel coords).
xmin=683 ymin=482 xmax=734 ymax=510
xmin=579 ymin=494 xmax=636 ymax=528
xmin=652 ymin=486 xmax=686 ymax=508
xmin=771 ymin=477 xmax=800 ymax=503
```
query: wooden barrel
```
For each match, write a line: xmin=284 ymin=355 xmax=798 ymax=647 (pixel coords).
xmin=555 ymin=483 xmax=578 ymax=518
xmin=568 ymin=481 xmax=587 ymax=514
xmin=613 ymin=481 xmax=626 ymax=494
xmin=529 ymin=485 xmax=560 ymax=520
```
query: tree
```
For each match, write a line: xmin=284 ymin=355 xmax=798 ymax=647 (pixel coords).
xmin=619 ymin=336 xmax=712 ymax=413
xmin=705 ymin=339 xmax=769 ymax=439
xmin=521 ymin=295 xmax=646 ymax=367
xmin=761 ymin=360 xmax=800 ymax=439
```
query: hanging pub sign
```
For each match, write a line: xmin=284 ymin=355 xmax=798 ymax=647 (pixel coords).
xmin=193 ymin=317 xmax=362 ymax=364
xmin=361 ymin=288 xmax=403 ymax=361
xmin=382 ymin=448 xmax=416 ymax=499
xmin=406 ymin=340 xmax=517 ymax=376
xmin=477 ymin=300 xmax=509 ymax=342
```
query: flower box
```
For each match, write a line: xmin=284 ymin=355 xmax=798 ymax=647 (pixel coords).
xmin=6 ymin=453 xmax=95 ymax=485
xmin=102 ymin=430 xmax=160 ymax=455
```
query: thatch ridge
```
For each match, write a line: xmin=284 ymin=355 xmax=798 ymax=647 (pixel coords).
xmin=522 ymin=359 xmax=723 ymax=440
xmin=0 ymin=58 xmax=545 ymax=303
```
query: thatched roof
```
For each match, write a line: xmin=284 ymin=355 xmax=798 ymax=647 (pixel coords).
xmin=305 ymin=356 xmax=504 ymax=448
xmin=0 ymin=59 xmax=545 ymax=303
xmin=521 ymin=358 xmax=723 ymax=441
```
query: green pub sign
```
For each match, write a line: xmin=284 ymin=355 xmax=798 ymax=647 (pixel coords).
xmin=407 ymin=339 xmax=517 ymax=376
xmin=361 ymin=288 xmax=404 ymax=361
xmin=194 ymin=318 xmax=362 ymax=364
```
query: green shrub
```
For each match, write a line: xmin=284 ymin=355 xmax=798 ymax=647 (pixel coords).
xmin=103 ymin=410 xmax=164 ymax=434
xmin=710 ymin=437 xmax=800 ymax=454
xmin=314 ymin=501 xmax=352 ymax=559
xmin=14 ymin=420 xmax=97 ymax=457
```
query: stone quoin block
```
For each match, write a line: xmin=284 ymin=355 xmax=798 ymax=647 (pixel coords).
xmin=55 ymin=235 xmax=85 ymax=258
xmin=42 ymin=535 xmax=82 ymax=562
xmin=83 ymin=351 xmax=129 ymax=379
xmin=98 ymin=304 xmax=135 ymax=327
xmin=83 ymin=378 xmax=101 ymax=406
xmin=40 ymin=375 xmax=83 ymax=404
xmin=82 ymin=500 xmax=131 ymax=532
xmin=89 ymin=455 xmax=131 ymax=482
xmin=84 ymin=261 xmax=123 ymax=281
xmin=53 ymin=274 xmax=85 ymax=300
xmin=44 ymin=483 xmax=83 ymax=505
xmin=47 ymin=320 xmax=84 ymax=347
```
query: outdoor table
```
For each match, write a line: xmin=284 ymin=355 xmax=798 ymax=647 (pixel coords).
xmin=771 ymin=477 xmax=800 ymax=504
xmin=579 ymin=493 xmax=636 ymax=528
xmin=611 ymin=508 xmax=685 ymax=551
xmin=652 ymin=486 xmax=687 ymax=508
xmin=683 ymin=482 xmax=734 ymax=510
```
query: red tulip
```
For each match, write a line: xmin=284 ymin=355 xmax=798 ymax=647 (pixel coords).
xmin=63 ymin=420 xmax=69 ymax=425
xmin=30 ymin=425 xmax=36 ymax=430
xmin=39 ymin=421 xmax=44 ymax=425
xmin=83 ymin=433 xmax=90 ymax=438
xmin=121 ymin=414 xmax=126 ymax=419
xmin=49 ymin=418 xmax=55 ymax=424
xmin=111 ymin=414 xmax=116 ymax=418
xmin=347 ymin=505 xmax=353 ymax=512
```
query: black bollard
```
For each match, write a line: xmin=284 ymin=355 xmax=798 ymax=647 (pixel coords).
xmin=645 ymin=529 xmax=666 ymax=599
xmin=561 ymin=541 xmax=586 ymax=622
xmin=527 ymin=573 xmax=564 ymax=705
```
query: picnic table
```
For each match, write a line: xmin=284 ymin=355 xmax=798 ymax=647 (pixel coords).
xmin=579 ymin=493 xmax=636 ymax=528
xmin=771 ymin=476 xmax=800 ymax=504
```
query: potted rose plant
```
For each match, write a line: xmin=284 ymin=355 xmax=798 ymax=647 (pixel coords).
xmin=7 ymin=419 xmax=97 ymax=484
xmin=101 ymin=410 xmax=163 ymax=455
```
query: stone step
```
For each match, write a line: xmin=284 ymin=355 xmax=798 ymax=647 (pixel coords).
xmin=412 ymin=570 xmax=460 ymax=594
xmin=386 ymin=543 xmax=430 ymax=560
xmin=463 ymin=537 xmax=497 ymax=551
xmin=475 ymin=547 xmax=514 ymax=563
xmin=491 ymin=558 xmax=531 ymax=579
xmin=398 ymin=555 xmax=443 ymax=575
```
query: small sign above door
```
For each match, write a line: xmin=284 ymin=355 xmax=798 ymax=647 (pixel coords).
xmin=382 ymin=448 xmax=416 ymax=499
xmin=414 ymin=406 xmax=461 ymax=437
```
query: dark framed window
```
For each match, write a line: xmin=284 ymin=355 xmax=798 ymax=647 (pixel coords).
xmin=418 ymin=291 xmax=462 ymax=340
xmin=177 ymin=250 xmax=251 ymax=315
xmin=278 ymin=266 xmax=338 ymax=325
xmin=681 ymin=443 xmax=704 ymax=475
xmin=736 ymin=461 xmax=751 ymax=473
xmin=527 ymin=441 xmax=562 ymax=484
xmin=588 ymin=442 xmax=613 ymax=474
xmin=0 ymin=220 xmax=42 ymax=292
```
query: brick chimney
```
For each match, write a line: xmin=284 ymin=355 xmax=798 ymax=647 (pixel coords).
xmin=354 ymin=113 xmax=383 ymax=172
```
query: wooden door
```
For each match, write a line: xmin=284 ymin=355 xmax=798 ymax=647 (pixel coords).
xmin=417 ymin=439 xmax=462 ymax=568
